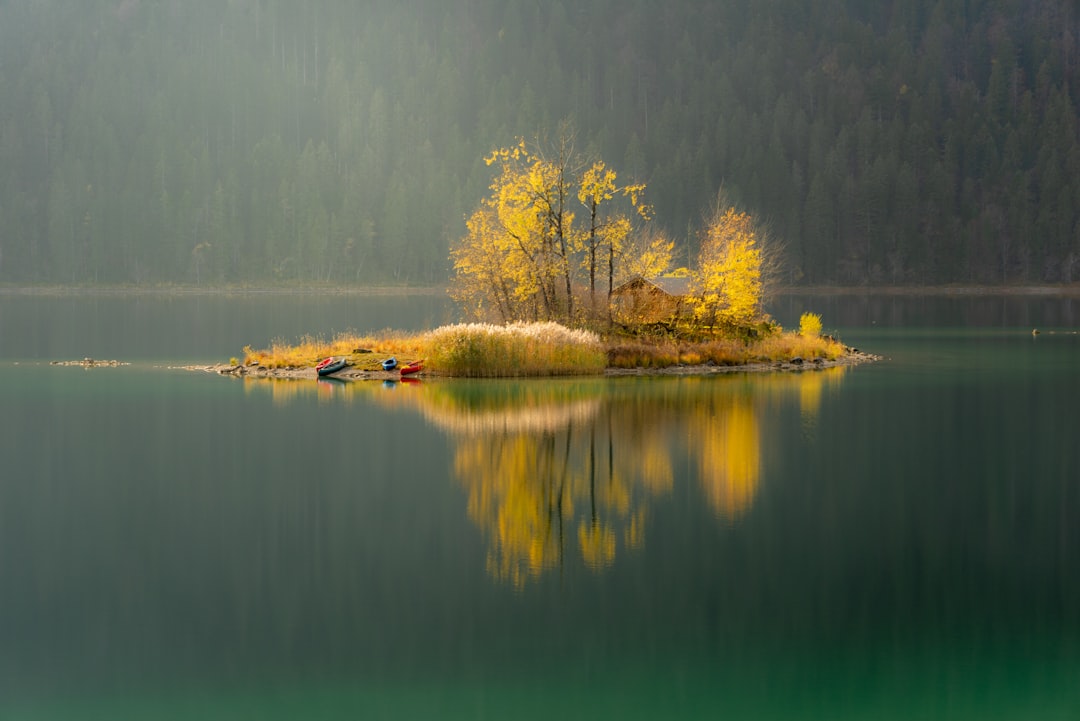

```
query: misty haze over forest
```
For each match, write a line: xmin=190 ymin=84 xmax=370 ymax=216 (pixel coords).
xmin=1 ymin=0 xmax=1078 ymax=286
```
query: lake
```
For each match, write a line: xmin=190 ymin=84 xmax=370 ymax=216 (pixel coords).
xmin=1 ymin=290 xmax=1078 ymax=720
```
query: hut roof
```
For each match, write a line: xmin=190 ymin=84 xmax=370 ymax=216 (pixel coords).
xmin=612 ymin=275 xmax=692 ymax=297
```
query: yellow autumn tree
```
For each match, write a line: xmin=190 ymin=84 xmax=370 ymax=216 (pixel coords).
xmin=448 ymin=138 xmax=569 ymax=322
xmin=576 ymin=160 xmax=651 ymax=318
xmin=493 ymin=139 xmax=568 ymax=321
xmin=690 ymin=205 xmax=765 ymax=329
xmin=451 ymin=130 xmax=649 ymax=324
xmin=450 ymin=206 xmax=517 ymax=320
xmin=617 ymin=225 xmax=676 ymax=281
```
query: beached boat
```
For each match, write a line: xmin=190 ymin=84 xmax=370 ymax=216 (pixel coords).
xmin=400 ymin=360 xmax=423 ymax=376
xmin=316 ymin=357 xmax=348 ymax=376
xmin=381 ymin=357 xmax=397 ymax=371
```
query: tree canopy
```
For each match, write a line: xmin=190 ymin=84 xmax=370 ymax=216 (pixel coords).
xmin=451 ymin=135 xmax=652 ymax=323
xmin=690 ymin=207 xmax=765 ymax=329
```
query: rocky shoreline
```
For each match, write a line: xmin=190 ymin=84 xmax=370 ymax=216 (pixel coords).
xmin=602 ymin=348 xmax=881 ymax=376
xmin=183 ymin=347 xmax=881 ymax=381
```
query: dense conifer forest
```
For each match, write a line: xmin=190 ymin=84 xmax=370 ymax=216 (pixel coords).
xmin=1 ymin=0 xmax=1078 ymax=286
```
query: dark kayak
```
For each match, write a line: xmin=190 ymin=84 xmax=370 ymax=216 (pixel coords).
xmin=316 ymin=357 xmax=348 ymax=376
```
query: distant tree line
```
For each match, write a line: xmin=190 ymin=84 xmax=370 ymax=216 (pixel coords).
xmin=0 ymin=0 xmax=1078 ymax=286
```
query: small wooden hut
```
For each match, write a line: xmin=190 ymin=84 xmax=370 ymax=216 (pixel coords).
xmin=610 ymin=275 xmax=692 ymax=324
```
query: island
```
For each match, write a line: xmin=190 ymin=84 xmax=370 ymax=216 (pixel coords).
xmin=199 ymin=138 xmax=888 ymax=381
xmin=195 ymin=315 xmax=879 ymax=381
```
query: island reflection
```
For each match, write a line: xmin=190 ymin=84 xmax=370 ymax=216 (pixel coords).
xmin=245 ymin=370 xmax=847 ymax=587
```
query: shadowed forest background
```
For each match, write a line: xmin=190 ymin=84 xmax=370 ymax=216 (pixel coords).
xmin=1 ymin=0 xmax=1078 ymax=286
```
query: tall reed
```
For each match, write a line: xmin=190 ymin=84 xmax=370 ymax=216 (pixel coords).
xmin=424 ymin=322 xmax=607 ymax=377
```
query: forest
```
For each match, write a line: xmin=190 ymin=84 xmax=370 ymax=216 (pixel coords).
xmin=1 ymin=0 xmax=1078 ymax=286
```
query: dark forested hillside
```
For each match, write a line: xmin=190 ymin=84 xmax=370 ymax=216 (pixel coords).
xmin=1 ymin=0 xmax=1078 ymax=285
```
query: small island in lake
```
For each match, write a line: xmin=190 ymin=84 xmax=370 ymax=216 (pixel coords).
xmin=205 ymin=136 xmax=881 ymax=381
xmin=205 ymin=314 xmax=878 ymax=381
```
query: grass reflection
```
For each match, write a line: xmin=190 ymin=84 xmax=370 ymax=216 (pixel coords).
xmin=237 ymin=369 xmax=848 ymax=587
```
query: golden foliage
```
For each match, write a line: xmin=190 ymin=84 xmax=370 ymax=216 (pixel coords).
xmin=452 ymin=136 xmax=651 ymax=324
xmin=457 ymin=139 xmax=570 ymax=321
xmin=449 ymin=207 xmax=515 ymax=320
xmin=619 ymin=228 xmax=675 ymax=282
xmin=799 ymin=312 xmax=823 ymax=338
xmin=690 ymin=207 xmax=764 ymax=328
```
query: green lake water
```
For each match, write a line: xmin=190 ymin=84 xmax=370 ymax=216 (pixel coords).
xmin=0 ymin=292 xmax=1077 ymax=720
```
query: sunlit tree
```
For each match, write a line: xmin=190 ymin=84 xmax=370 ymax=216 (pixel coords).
xmin=449 ymin=206 xmax=517 ymax=320
xmin=451 ymin=131 xmax=649 ymax=324
xmin=689 ymin=202 xmax=767 ymax=329
xmin=448 ymin=138 xmax=566 ymax=321
xmin=576 ymin=159 xmax=652 ymax=317
xmin=617 ymin=225 xmax=676 ymax=283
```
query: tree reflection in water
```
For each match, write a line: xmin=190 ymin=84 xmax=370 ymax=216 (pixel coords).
xmin=242 ymin=369 xmax=847 ymax=587
xmin=394 ymin=372 xmax=847 ymax=587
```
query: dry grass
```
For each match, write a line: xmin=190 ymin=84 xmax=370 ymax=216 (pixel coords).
xmin=242 ymin=331 xmax=425 ymax=369
xmin=605 ymin=330 xmax=845 ymax=369
xmin=242 ymin=318 xmax=848 ymax=374
xmin=750 ymin=332 xmax=846 ymax=361
xmin=424 ymin=322 xmax=607 ymax=377
xmin=606 ymin=337 xmax=746 ymax=368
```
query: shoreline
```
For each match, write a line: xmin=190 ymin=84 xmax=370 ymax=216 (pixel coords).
xmin=184 ymin=348 xmax=881 ymax=381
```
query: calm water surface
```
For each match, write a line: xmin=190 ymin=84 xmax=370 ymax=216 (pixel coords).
xmin=0 ymin=292 xmax=1077 ymax=720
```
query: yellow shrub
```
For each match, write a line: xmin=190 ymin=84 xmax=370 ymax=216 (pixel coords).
xmin=799 ymin=312 xmax=823 ymax=338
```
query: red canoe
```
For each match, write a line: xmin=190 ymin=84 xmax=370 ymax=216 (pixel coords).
xmin=400 ymin=360 xmax=423 ymax=376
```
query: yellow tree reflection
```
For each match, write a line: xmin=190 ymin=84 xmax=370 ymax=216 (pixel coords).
xmin=454 ymin=431 xmax=579 ymax=586
xmin=235 ymin=369 xmax=849 ymax=586
xmin=690 ymin=394 xmax=761 ymax=521
xmin=415 ymin=381 xmax=665 ymax=587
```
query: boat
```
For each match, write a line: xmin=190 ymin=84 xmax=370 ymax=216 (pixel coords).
xmin=316 ymin=356 xmax=348 ymax=376
xmin=400 ymin=359 xmax=423 ymax=376
xmin=381 ymin=357 xmax=397 ymax=371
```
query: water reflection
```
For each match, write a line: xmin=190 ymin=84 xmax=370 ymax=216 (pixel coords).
xmin=239 ymin=369 xmax=848 ymax=586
